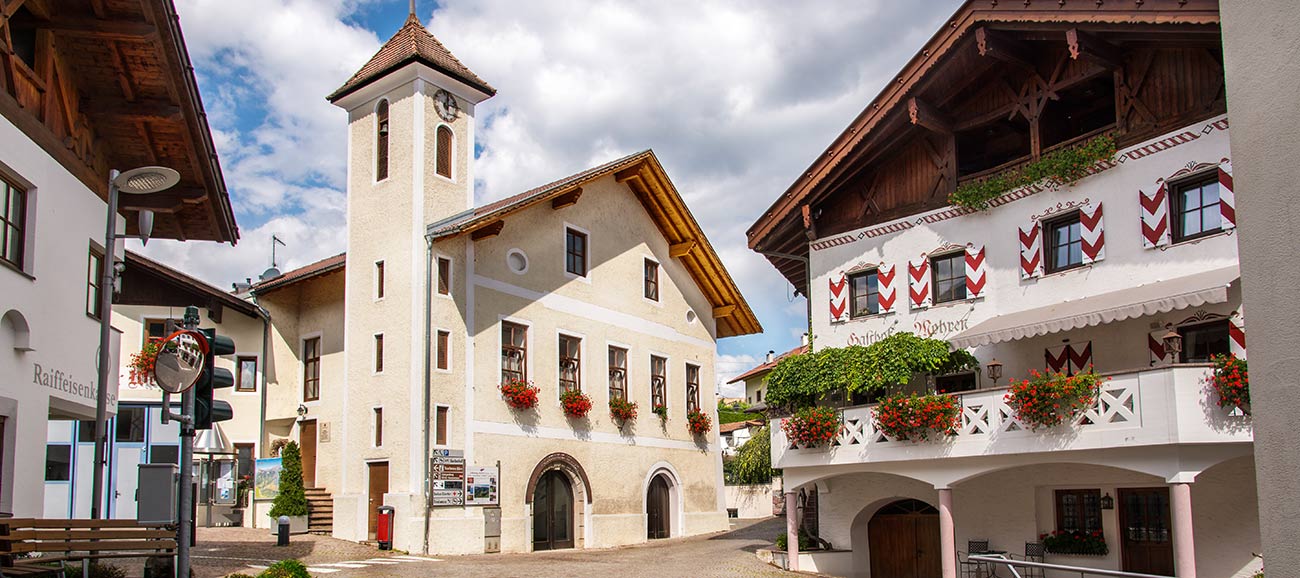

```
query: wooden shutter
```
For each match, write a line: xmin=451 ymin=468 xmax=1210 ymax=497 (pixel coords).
xmin=436 ymin=125 xmax=453 ymax=178
xmin=877 ymin=264 xmax=898 ymax=314
xmin=1019 ymin=222 xmax=1043 ymax=279
xmin=1229 ymin=316 xmax=1247 ymax=359
xmin=908 ymin=257 xmax=931 ymax=309
xmin=1079 ymin=203 xmax=1105 ymax=264
xmin=1069 ymin=342 xmax=1094 ymax=373
xmin=965 ymin=245 xmax=987 ymax=298
xmin=1219 ymin=159 xmax=1236 ymax=231
xmin=1149 ymin=330 xmax=1173 ymax=365
xmin=376 ymin=100 xmax=389 ymax=181
xmin=1140 ymin=184 xmax=1171 ymax=248
xmin=829 ymin=273 xmax=849 ymax=323
xmin=1046 ymin=345 xmax=1070 ymax=373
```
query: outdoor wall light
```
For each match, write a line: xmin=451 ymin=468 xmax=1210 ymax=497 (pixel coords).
xmin=297 ymin=404 xmax=309 ymax=421
xmin=1161 ymin=325 xmax=1184 ymax=362
xmin=986 ymin=359 xmax=1003 ymax=385
xmin=1100 ymin=493 xmax=1115 ymax=510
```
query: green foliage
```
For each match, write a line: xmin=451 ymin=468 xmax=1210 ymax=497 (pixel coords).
xmin=268 ymin=441 xmax=308 ymax=518
xmin=718 ymin=410 xmax=751 ymax=424
xmin=258 ymin=560 xmax=311 ymax=578
xmin=765 ymin=333 xmax=978 ymax=410
xmin=726 ymin=425 xmax=778 ymax=484
xmin=62 ymin=562 xmax=125 ymax=578
xmin=718 ymin=399 xmax=750 ymax=411
xmin=775 ymin=529 xmax=817 ymax=551
xmin=949 ymin=133 xmax=1118 ymax=210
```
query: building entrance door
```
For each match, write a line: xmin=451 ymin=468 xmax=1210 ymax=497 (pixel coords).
xmin=532 ymin=470 xmax=575 ymax=551
xmin=299 ymin=421 xmax=316 ymax=488
xmin=366 ymin=462 xmax=388 ymax=541
xmin=647 ymin=474 xmax=670 ymax=539
xmin=111 ymin=447 xmax=143 ymax=519
xmin=867 ymin=499 xmax=942 ymax=578
xmin=1119 ymin=487 xmax=1175 ymax=575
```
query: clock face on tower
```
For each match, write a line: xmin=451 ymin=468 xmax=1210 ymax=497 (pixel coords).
xmin=433 ymin=89 xmax=458 ymax=122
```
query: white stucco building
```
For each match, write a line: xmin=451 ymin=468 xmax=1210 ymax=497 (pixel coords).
xmin=749 ymin=2 xmax=1258 ymax=577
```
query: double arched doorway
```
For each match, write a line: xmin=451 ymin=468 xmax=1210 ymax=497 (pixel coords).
xmin=867 ymin=499 xmax=942 ymax=578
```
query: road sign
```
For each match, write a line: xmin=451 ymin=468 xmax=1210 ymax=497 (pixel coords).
xmin=430 ymin=452 xmax=466 ymax=507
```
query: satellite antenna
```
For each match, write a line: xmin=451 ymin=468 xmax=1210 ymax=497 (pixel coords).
xmin=261 ymin=235 xmax=286 ymax=281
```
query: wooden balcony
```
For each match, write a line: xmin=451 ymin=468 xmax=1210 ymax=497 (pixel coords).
xmin=773 ymin=365 xmax=1252 ymax=470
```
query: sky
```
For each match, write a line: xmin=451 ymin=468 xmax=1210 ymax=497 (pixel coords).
xmin=134 ymin=0 xmax=961 ymax=397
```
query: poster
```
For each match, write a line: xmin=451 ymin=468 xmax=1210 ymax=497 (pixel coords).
xmin=254 ymin=458 xmax=282 ymax=500
xmin=430 ymin=449 xmax=465 ymax=507
xmin=464 ymin=466 xmax=499 ymax=506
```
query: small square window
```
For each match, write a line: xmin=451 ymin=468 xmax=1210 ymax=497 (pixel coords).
xmin=374 ymin=407 xmax=383 ymax=447
xmin=436 ymin=330 xmax=450 ymax=370
xmin=375 ymin=261 xmax=385 ymax=299
xmin=1171 ymin=174 xmax=1222 ymax=243
xmin=566 ymin=228 xmax=588 ymax=277
xmin=931 ymin=252 xmax=967 ymax=304
xmin=849 ymin=270 xmax=879 ymax=317
xmin=1055 ymin=489 xmax=1102 ymax=533
xmin=435 ymin=406 xmax=449 ymax=446
xmin=374 ymin=334 xmax=384 ymax=373
xmin=1 ymin=177 xmax=26 ymax=270
xmin=1046 ymin=213 xmax=1084 ymax=273
xmin=236 ymin=356 xmax=258 ymax=392
xmin=437 ymin=257 xmax=452 ymax=295
xmin=644 ymin=259 xmax=659 ymax=301
xmin=45 ymin=445 xmax=71 ymax=481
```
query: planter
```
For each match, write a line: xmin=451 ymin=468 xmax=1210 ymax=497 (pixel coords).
xmin=687 ymin=409 xmax=712 ymax=436
xmin=1005 ymin=370 xmax=1104 ymax=430
xmin=873 ymin=393 xmax=960 ymax=442
xmin=782 ymin=406 xmax=840 ymax=448
xmin=1210 ymin=354 xmax=1249 ymax=414
xmin=267 ymin=514 xmax=308 ymax=535
xmin=500 ymin=379 xmax=540 ymax=410
xmin=560 ymin=389 xmax=593 ymax=419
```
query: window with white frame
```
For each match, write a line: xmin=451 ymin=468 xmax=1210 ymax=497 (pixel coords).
xmin=559 ymin=334 xmax=581 ymax=393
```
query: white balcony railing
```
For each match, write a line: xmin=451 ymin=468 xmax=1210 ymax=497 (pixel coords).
xmin=773 ymin=365 xmax=1252 ymax=470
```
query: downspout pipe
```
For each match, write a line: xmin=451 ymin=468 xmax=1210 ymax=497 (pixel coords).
xmin=421 ymin=235 xmax=435 ymax=554
xmin=250 ymin=299 xmax=272 ymax=486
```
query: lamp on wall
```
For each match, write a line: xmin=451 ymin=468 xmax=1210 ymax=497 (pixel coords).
xmin=1100 ymin=493 xmax=1115 ymax=510
xmin=297 ymin=404 xmax=309 ymax=422
xmin=1161 ymin=325 xmax=1184 ymax=362
xmin=986 ymin=359 xmax=1004 ymax=385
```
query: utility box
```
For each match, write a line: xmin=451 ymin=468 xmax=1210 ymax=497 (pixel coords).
xmin=138 ymin=464 xmax=179 ymax=524
xmin=483 ymin=507 xmax=501 ymax=553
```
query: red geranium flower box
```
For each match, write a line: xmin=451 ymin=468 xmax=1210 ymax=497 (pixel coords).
xmin=686 ymin=409 xmax=712 ymax=436
xmin=500 ymin=378 xmax=540 ymax=410
xmin=560 ymin=389 xmax=593 ymax=419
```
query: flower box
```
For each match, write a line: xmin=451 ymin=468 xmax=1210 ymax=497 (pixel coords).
xmin=560 ymin=389 xmax=593 ymax=418
xmin=782 ymin=406 xmax=840 ymax=447
xmin=1211 ymin=354 xmax=1249 ymax=414
xmin=873 ymin=393 xmax=960 ymax=442
xmin=1041 ymin=530 xmax=1108 ymax=556
xmin=609 ymin=397 xmax=638 ymax=423
xmin=1005 ymin=370 xmax=1104 ymax=430
xmin=687 ymin=409 xmax=712 ymax=436
xmin=500 ymin=379 xmax=540 ymax=410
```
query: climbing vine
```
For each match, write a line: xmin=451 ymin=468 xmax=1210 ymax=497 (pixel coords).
xmin=949 ymin=133 xmax=1118 ymax=210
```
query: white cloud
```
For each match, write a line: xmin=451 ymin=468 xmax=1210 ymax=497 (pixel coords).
xmin=715 ymin=353 xmax=760 ymax=399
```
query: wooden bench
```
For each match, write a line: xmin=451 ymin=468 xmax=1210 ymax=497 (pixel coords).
xmin=0 ymin=519 xmax=177 ymax=577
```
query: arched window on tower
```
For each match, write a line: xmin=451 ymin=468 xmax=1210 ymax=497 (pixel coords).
xmin=436 ymin=125 xmax=453 ymax=179
xmin=376 ymin=99 xmax=390 ymax=181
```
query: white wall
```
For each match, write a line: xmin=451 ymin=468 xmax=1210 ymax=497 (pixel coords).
xmin=724 ymin=483 xmax=775 ymax=519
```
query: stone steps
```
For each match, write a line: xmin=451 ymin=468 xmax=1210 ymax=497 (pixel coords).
xmin=305 ymin=487 xmax=333 ymax=534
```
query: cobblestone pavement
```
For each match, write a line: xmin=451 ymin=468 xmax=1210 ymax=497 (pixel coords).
xmin=191 ymin=517 xmax=794 ymax=577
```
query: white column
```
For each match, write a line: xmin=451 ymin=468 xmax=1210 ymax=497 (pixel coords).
xmin=939 ymin=488 xmax=956 ymax=578
xmin=1171 ymin=482 xmax=1197 ymax=578
xmin=785 ymin=491 xmax=799 ymax=571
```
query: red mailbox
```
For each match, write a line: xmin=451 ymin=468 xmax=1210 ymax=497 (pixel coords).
xmin=377 ymin=505 xmax=395 ymax=550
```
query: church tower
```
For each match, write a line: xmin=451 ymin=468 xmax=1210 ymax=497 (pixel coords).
xmin=326 ymin=7 xmax=493 ymax=543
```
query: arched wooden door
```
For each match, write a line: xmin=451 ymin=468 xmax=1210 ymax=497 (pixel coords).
xmin=647 ymin=475 xmax=671 ymax=539
xmin=868 ymin=499 xmax=942 ymax=578
xmin=533 ymin=470 xmax=575 ymax=551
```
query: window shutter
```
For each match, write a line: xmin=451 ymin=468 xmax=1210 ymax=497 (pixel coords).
xmin=1148 ymin=330 xmax=1173 ymax=365
xmin=1140 ymin=185 xmax=1171 ymax=248
xmin=1069 ymin=341 xmax=1094 ymax=373
xmin=908 ymin=258 xmax=931 ymax=309
xmin=1045 ymin=345 xmax=1070 ymax=374
xmin=877 ymin=264 xmax=898 ymax=314
xmin=1079 ymin=203 xmax=1105 ymax=264
xmin=964 ymin=245 xmax=987 ymax=298
xmin=1018 ymin=222 xmax=1043 ymax=279
xmin=1219 ymin=159 xmax=1236 ymax=231
xmin=436 ymin=126 xmax=453 ymax=178
xmin=1229 ymin=315 xmax=1247 ymax=359
xmin=829 ymin=273 xmax=849 ymax=323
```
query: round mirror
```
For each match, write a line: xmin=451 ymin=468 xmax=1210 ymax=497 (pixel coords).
xmin=153 ymin=331 xmax=206 ymax=393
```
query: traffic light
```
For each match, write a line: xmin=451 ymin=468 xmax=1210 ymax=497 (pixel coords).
xmin=195 ymin=328 xmax=236 ymax=430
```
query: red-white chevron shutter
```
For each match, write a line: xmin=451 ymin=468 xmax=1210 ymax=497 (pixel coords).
xmin=1141 ymin=185 xmax=1171 ymax=248
xmin=1219 ymin=159 xmax=1236 ymax=231
xmin=829 ymin=273 xmax=849 ymax=323
xmin=1229 ymin=316 xmax=1247 ymax=359
xmin=1045 ymin=345 xmax=1070 ymax=374
xmin=1069 ymin=341 xmax=1094 ymax=373
xmin=1019 ymin=222 xmax=1043 ymax=279
xmin=908 ymin=258 xmax=932 ymax=309
xmin=877 ymin=264 xmax=898 ymax=314
xmin=1079 ymin=203 xmax=1105 ymax=264
xmin=1149 ymin=330 xmax=1173 ymax=365
xmin=965 ymin=246 xmax=987 ymax=299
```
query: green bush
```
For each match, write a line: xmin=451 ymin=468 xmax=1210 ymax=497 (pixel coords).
xmin=258 ymin=559 xmax=311 ymax=578
xmin=725 ymin=426 xmax=778 ymax=485
xmin=949 ymin=133 xmax=1117 ymax=210
xmin=62 ymin=562 xmax=125 ymax=578
xmin=269 ymin=442 xmax=308 ymax=518
xmin=775 ymin=530 xmax=816 ymax=551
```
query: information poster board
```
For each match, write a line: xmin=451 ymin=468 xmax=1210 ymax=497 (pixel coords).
xmin=254 ymin=458 xmax=282 ymax=500
xmin=430 ymin=449 xmax=465 ymax=507
xmin=464 ymin=465 xmax=499 ymax=506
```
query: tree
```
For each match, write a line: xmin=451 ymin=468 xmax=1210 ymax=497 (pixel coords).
xmin=268 ymin=441 xmax=307 ymax=518
xmin=726 ymin=425 xmax=778 ymax=485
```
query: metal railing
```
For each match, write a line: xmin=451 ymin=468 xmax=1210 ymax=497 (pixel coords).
xmin=968 ymin=554 xmax=1175 ymax=578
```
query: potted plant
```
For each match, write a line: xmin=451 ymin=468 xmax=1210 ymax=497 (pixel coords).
xmin=652 ymin=403 xmax=668 ymax=421
xmin=609 ymin=397 xmax=638 ymax=424
xmin=127 ymin=340 xmax=161 ymax=387
xmin=268 ymin=441 xmax=308 ymax=534
xmin=873 ymin=392 xmax=961 ymax=442
xmin=560 ymin=389 xmax=593 ymax=419
xmin=500 ymin=378 xmax=540 ymax=410
xmin=1041 ymin=529 xmax=1108 ymax=556
xmin=1005 ymin=370 xmax=1104 ymax=430
xmin=687 ymin=409 xmax=712 ymax=436
xmin=1210 ymin=354 xmax=1249 ymax=414
xmin=782 ymin=406 xmax=841 ymax=448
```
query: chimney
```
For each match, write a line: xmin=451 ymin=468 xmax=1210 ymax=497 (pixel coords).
xmin=801 ymin=333 xmax=809 ymax=347
xmin=765 ymin=350 xmax=774 ymax=363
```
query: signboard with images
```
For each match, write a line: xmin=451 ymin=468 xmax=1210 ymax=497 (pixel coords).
xmin=430 ymin=449 xmax=465 ymax=507
xmin=254 ymin=458 xmax=282 ymax=500
xmin=465 ymin=465 xmax=499 ymax=506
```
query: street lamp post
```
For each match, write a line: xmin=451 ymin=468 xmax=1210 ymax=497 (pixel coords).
xmin=89 ymin=167 xmax=179 ymax=520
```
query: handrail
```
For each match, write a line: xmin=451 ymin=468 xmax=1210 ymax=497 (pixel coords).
xmin=969 ymin=555 xmax=1175 ymax=578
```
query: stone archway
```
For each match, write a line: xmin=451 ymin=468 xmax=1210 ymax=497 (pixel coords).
xmin=525 ymin=453 xmax=592 ymax=551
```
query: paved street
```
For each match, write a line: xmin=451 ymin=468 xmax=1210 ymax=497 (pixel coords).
xmin=189 ymin=517 xmax=791 ymax=577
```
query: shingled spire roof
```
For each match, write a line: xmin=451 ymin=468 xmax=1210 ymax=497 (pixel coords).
xmin=327 ymin=12 xmax=495 ymax=103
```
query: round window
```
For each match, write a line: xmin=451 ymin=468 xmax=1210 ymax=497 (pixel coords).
xmin=507 ymin=249 xmax=529 ymax=274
